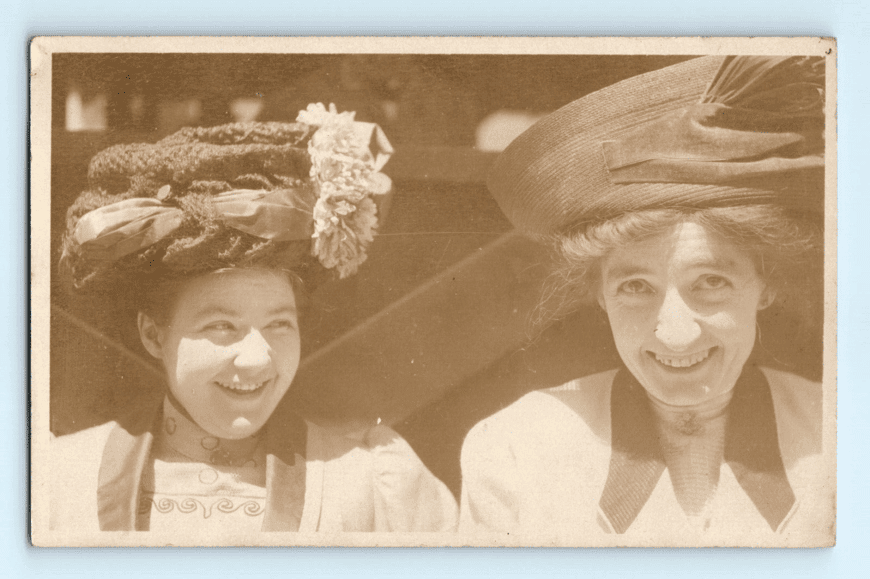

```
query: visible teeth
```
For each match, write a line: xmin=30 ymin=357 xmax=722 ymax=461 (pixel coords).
xmin=217 ymin=380 xmax=266 ymax=392
xmin=654 ymin=349 xmax=712 ymax=368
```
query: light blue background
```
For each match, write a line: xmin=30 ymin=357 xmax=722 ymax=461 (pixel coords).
xmin=7 ymin=1 xmax=868 ymax=576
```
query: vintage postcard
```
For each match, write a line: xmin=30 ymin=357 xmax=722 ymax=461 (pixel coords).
xmin=30 ymin=36 xmax=836 ymax=547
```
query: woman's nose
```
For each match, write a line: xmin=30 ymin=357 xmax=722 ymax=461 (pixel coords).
xmin=232 ymin=329 xmax=272 ymax=371
xmin=655 ymin=286 xmax=702 ymax=352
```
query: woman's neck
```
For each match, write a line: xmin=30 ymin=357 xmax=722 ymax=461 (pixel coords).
xmin=157 ymin=396 xmax=263 ymax=467
xmin=645 ymin=388 xmax=734 ymax=435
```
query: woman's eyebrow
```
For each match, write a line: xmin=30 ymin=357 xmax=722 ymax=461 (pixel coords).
xmin=683 ymin=257 xmax=738 ymax=271
xmin=604 ymin=264 xmax=654 ymax=280
xmin=266 ymin=305 xmax=297 ymax=316
xmin=191 ymin=305 xmax=238 ymax=319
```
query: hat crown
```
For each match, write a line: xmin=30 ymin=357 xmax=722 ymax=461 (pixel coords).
xmin=61 ymin=106 xmax=393 ymax=290
xmin=487 ymin=56 xmax=825 ymax=238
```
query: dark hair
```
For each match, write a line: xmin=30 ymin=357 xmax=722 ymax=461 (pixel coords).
xmin=136 ymin=242 xmax=316 ymax=327
xmin=63 ymin=240 xmax=321 ymax=369
xmin=536 ymin=204 xmax=823 ymax=329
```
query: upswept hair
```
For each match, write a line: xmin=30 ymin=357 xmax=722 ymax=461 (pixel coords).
xmin=536 ymin=204 xmax=823 ymax=329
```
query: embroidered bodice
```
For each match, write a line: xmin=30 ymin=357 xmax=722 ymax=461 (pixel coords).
xmin=138 ymin=398 xmax=269 ymax=532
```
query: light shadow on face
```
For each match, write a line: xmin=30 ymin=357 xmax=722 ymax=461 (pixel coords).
xmin=599 ymin=221 xmax=772 ymax=406
xmin=140 ymin=268 xmax=301 ymax=439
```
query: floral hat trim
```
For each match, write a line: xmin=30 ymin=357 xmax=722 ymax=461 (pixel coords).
xmin=299 ymin=103 xmax=394 ymax=278
xmin=72 ymin=103 xmax=394 ymax=280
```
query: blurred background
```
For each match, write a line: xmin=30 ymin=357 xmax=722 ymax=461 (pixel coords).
xmin=49 ymin=53 xmax=822 ymax=497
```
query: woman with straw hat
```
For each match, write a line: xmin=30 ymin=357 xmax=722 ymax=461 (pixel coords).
xmin=459 ymin=56 xmax=829 ymax=543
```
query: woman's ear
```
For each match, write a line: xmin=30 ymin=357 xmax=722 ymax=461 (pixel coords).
xmin=138 ymin=312 xmax=165 ymax=359
xmin=757 ymin=285 xmax=777 ymax=311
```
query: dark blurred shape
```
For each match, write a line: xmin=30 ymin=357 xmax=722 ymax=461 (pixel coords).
xmin=260 ymin=55 xmax=479 ymax=146
xmin=260 ymin=55 xmax=697 ymax=147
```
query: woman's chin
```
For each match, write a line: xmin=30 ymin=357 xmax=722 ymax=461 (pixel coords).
xmin=197 ymin=415 xmax=264 ymax=440
xmin=222 ymin=416 xmax=264 ymax=439
xmin=634 ymin=349 xmax=728 ymax=406
xmin=650 ymin=387 xmax=716 ymax=407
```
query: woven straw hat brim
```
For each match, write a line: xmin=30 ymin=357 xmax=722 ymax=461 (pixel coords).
xmin=487 ymin=56 xmax=798 ymax=238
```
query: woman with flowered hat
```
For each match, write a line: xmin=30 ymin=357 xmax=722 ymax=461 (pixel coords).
xmin=51 ymin=104 xmax=458 ymax=533
xmin=459 ymin=56 xmax=830 ymax=543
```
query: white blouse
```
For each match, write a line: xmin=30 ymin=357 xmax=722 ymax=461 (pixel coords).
xmin=138 ymin=399 xmax=268 ymax=533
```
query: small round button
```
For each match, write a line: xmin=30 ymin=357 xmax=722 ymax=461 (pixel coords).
xmin=198 ymin=468 xmax=219 ymax=485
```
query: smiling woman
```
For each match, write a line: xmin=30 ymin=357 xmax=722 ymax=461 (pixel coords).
xmin=599 ymin=221 xmax=773 ymax=408
xmin=138 ymin=269 xmax=303 ymax=441
xmin=458 ymin=56 xmax=830 ymax=544
xmin=560 ymin=205 xmax=820 ymax=408
xmin=50 ymin=106 xmax=457 ymax=535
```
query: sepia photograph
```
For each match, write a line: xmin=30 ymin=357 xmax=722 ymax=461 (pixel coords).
xmin=29 ymin=37 xmax=836 ymax=547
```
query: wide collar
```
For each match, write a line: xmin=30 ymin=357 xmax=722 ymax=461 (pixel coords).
xmin=598 ymin=362 xmax=796 ymax=534
xmin=96 ymin=404 xmax=308 ymax=532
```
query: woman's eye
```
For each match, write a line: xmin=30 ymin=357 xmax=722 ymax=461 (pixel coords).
xmin=696 ymin=275 xmax=730 ymax=290
xmin=204 ymin=322 xmax=235 ymax=333
xmin=618 ymin=280 xmax=652 ymax=295
xmin=267 ymin=319 xmax=296 ymax=331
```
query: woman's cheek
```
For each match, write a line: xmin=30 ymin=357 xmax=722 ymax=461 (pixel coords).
xmin=269 ymin=333 xmax=301 ymax=364
xmin=703 ymin=311 xmax=739 ymax=331
xmin=173 ymin=337 xmax=234 ymax=385
xmin=701 ymin=310 xmax=756 ymax=362
xmin=610 ymin=302 xmax=652 ymax=340
xmin=605 ymin=316 xmax=636 ymax=358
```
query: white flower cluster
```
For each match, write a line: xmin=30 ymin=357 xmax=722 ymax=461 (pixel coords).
xmin=297 ymin=103 xmax=389 ymax=278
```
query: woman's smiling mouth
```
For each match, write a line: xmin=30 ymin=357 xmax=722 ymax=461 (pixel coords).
xmin=214 ymin=379 xmax=270 ymax=394
xmin=649 ymin=347 xmax=715 ymax=369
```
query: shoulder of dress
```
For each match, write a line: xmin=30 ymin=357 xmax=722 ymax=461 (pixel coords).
xmin=51 ymin=422 xmax=119 ymax=455
xmin=50 ymin=423 xmax=120 ymax=505
xmin=540 ymin=368 xmax=620 ymax=395
xmin=466 ymin=369 xmax=618 ymax=447
xmin=760 ymin=367 xmax=824 ymax=463
xmin=360 ymin=424 xmax=404 ymax=450
xmin=306 ymin=422 xmax=438 ymax=492
xmin=304 ymin=420 xmax=411 ymax=463
xmin=760 ymin=367 xmax=823 ymax=417
xmin=361 ymin=425 xmax=429 ymax=475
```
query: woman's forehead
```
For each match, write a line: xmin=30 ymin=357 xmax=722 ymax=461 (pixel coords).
xmin=602 ymin=222 xmax=753 ymax=278
xmin=175 ymin=269 xmax=297 ymax=314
